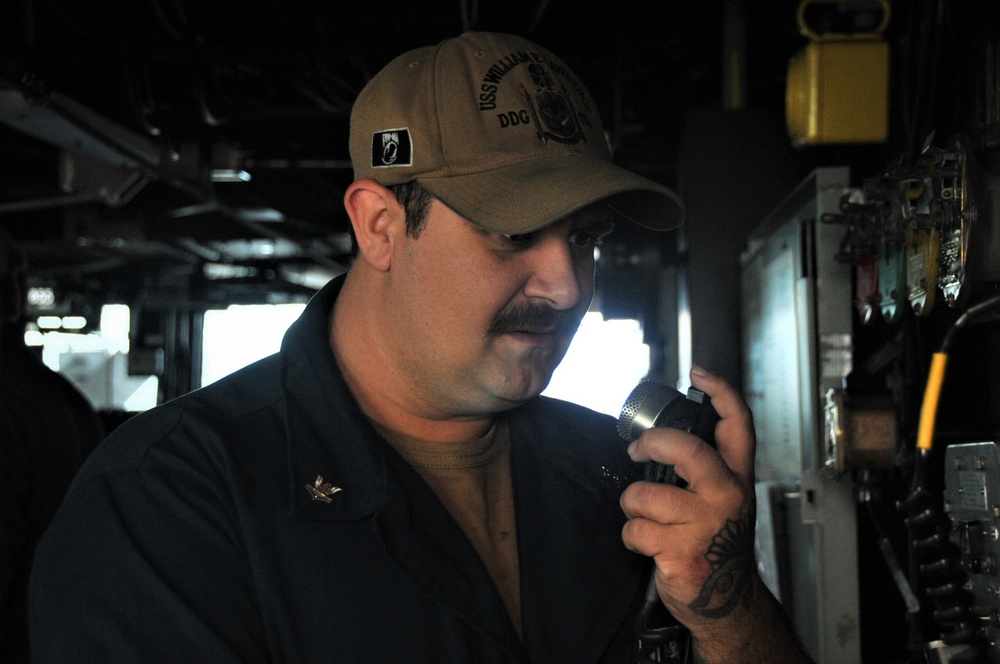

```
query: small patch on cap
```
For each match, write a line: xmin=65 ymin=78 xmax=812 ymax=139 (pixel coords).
xmin=371 ymin=129 xmax=412 ymax=168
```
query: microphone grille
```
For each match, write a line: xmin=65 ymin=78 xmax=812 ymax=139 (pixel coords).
xmin=616 ymin=378 xmax=660 ymax=442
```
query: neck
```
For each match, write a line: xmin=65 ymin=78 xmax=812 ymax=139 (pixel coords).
xmin=330 ymin=269 xmax=496 ymax=443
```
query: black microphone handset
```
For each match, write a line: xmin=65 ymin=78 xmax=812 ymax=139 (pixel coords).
xmin=617 ymin=378 xmax=720 ymax=487
xmin=616 ymin=378 xmax=721 ymax=664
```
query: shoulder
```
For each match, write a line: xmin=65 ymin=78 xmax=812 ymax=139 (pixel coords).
xmin=77 ymin=354 xmax=286 ymax=481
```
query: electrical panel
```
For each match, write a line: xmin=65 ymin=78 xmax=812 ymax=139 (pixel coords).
xmin=941 ymin=442 xmax=1000 ymax=662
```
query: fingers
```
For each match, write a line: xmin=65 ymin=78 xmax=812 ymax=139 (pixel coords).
xmin=619 ymin=364 xmax=755 ymax=539
xmin=621 ymin=403 xmax=747 ymax=551
xmin=688 ymin=364 xmax=749 ymax=422
xmin=690 ymin=365 xmax=756 ymax=485
xmin=620 ymin=366 xmax=760 ymax=619
xmin=619 ymin=483 xmax=710 ymax=563
xmin=620 ymin=480 xmax=691 ymax=523
xmin=627 ymin=427 xmax=731 ymax=494
xmin=625 ymin=363 xmax=755 ymax=492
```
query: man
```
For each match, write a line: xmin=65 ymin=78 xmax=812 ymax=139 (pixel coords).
xmin=29 ymin=32 xmax=811 ymax=662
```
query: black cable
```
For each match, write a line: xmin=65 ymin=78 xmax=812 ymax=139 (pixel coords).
xmin=897 ymin=292 xmax=1000 ymax=660
xmin=633 ymin=571 xmax=690 ymax=663
xmin=940 ymin=293 xmax=1000 ymax=354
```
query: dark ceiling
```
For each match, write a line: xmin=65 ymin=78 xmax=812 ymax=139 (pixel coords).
xmin=1 ymin=0 xmax=982 ymax=311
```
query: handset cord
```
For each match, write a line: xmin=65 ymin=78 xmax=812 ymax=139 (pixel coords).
xmin=634 ymin=555 xmax=691 ymax=663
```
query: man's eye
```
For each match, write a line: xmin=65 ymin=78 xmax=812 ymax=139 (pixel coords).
xmin=569 ymin=231 xmax=603 ymax=248
xmin=500 ymin=232 xmax=536 ymax=245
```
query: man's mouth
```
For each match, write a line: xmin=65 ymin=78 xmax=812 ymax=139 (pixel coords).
xmin=512 ymin=325 xmax=559 ymax=336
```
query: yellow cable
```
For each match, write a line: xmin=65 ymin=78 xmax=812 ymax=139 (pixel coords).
xmin=916 ymin=352 xmax=949 ymax=451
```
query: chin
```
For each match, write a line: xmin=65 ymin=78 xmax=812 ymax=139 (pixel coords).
xmin=488 ymin=373 xmax=551 ymax=407
xmin=474 ymin=351 xmax=561 ymax=409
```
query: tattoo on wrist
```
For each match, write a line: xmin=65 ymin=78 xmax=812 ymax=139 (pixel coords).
xmin=688 ymin=506 xmax=756 ymax=619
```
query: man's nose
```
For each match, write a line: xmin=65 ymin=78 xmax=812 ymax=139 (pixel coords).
xmin=521 ymin=237 xmax=587 ymax=311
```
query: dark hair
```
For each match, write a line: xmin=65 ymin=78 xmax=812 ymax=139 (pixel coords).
xmin=347 ymin=181 xmax=433 ymax=259
xmin=389 ymin=181 xmax=433 ymax=238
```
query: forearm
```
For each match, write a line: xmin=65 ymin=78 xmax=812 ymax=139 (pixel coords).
xmin=684 ymin=576 xmax=814 ymax=664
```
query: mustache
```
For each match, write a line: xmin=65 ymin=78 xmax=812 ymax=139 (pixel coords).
xmin=487 ymin=302 xmax=582 ymax=336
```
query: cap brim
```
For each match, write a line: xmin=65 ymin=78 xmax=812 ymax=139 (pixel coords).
xmin=417 ymin=154 xmax=685 ymax=235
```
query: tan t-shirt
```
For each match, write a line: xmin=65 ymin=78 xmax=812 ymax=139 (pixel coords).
xmin=372 ymin=419 xmax=522 ymax=639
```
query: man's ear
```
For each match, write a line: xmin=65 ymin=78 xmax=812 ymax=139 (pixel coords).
xmin=343 ymin=179 xmax=404 ymax=272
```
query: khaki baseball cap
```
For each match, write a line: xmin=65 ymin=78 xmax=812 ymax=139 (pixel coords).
xmin=349 ymin=31 xmax=684 ymax=235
